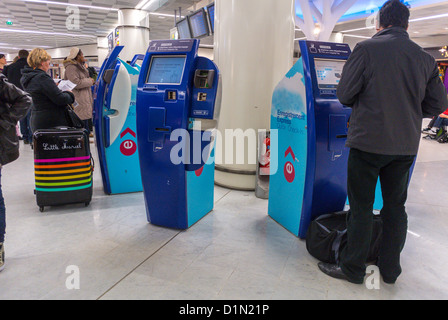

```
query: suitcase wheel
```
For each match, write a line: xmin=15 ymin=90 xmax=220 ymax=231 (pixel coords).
xmin=85 ymin=202 xmax=90 ymax=207
xmin=39 ymin=206 xmax=44 ymax=212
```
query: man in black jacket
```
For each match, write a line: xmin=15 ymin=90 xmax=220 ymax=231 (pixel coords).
xmin=318 ymin=0 xmax=448 ymax=284
xmin=3 ymin=50 xmax=32 ymax=144
xmin=0 ymin=74 xmax=33 ymax=271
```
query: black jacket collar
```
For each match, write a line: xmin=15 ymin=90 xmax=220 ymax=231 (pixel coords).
xmin=373 ymin=26 xmax=409 ymax=39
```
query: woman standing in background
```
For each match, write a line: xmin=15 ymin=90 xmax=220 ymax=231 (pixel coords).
xmin=20 ymin=48 xmax=75 ymax=132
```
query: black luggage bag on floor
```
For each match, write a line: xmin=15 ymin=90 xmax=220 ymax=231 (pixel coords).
xmin=305 ymin=211 xmax=383 ymax=264
xmin=33 ymin=127 xmax=93 ymax=212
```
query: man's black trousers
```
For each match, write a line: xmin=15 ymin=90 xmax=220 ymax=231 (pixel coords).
xmin=340 ymin=148 xmax=416 ymax=283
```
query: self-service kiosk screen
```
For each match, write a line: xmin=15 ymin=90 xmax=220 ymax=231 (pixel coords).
xmin=147 ymin=56 xmax=187 ymax=85
xmin=314 ymin=59 xmax=346 ymax=89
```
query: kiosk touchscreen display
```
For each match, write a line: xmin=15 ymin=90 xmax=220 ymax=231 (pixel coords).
xmin=314 ymin=59 xmax=346 ymax=90
xmin=147 ymin=56 xmax=187 ymax=85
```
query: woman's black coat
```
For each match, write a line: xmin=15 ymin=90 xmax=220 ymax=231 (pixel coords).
xmin=21 ymin=66 xmax=75 ymax=132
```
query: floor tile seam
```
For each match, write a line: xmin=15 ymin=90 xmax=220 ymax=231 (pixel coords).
xmin=215 ymin=267 xmax=237 ymax=298
xmin=415 ymin=159 xmax=448 ymax=165
xmin=407 ymin=201 xmax=448 ymax=209
xmin=95 ymin=231 xmax=182 ymax=300
xmin=214 ymin=189 xmax=232 ymax=205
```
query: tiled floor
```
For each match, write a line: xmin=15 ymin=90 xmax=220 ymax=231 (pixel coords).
xmin=0 ymin=125 xmax=447 ymax=300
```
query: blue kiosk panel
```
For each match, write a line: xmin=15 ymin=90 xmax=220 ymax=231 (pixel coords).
xmin=137 ymin=39 xmax=220 ymax=229
xmin=93 ymin=47 xmax=143 ymax=195
xmin=268 ymin=41 xmax=352 ymax=239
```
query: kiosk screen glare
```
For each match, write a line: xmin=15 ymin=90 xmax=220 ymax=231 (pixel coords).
xmin=147 ymin=57 xmax=186 ymax=84
xmin=189 ymin=10 xmax=208 ymax=38
xmin=315 ymin=59 xmax=346 ymax=89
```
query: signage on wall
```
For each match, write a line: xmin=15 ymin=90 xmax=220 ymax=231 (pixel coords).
xmin=170 ymin=27 xmax=179 ymax=40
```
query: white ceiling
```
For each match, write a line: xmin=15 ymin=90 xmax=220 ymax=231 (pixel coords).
xmin=0 ymin=0 xmax=446 ymax=57
xmin=331 ymin=1 xmax=448 ymax=49
xmin=0 ymin=0 xmax=205 ymax=55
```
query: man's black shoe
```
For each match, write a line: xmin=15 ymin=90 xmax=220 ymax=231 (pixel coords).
xmin=381 ymin=275 xmax=396 ymax=284
xmin=318 ymin=262 xmax=364 ymax=284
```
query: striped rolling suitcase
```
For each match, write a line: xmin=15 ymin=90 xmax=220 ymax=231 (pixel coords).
xmin=33 ymin=127 xmax=93 ymax=212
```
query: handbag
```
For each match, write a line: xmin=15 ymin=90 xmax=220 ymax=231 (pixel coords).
xmin=305 ymin=211 xmax=383 ymax=264
xmin=65 ymin=104 xmax=84 ymax=129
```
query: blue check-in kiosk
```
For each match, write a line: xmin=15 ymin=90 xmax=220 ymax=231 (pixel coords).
xmin=136 ymin=39 xmax=221 ymax=229
xmin=268 ymin=41 xmax=352 ymax=239
xmin=93 ymin=46 xmax=144 ymax=195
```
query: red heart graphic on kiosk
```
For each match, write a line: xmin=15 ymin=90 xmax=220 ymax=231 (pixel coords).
xmin=195 ymin=167 xmax=204 ymax=177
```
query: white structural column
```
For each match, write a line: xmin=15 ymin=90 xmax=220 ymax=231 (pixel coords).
xmin=295 ymin=0 xmax=357 ymax=41
xmin=214 ymin=0 xmax=295 ymax=190
xmin=115 ymin=9 xmax=150 ymax=62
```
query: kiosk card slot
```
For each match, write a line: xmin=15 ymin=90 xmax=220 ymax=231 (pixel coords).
xmin=198 ymin=92 xmax=207 ymax=101
xmin=147 ymin=107 xmax=171 ymax=150
xmin=194 ymin=70 xmax=215 ymax=89
xmin=167 ymin=91 xmax=177 ymax=100
xmin=329 ymin=114 xmax=348 ymax=152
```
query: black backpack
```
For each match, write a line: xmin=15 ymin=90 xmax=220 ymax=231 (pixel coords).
xmin=305 ymin=211 xmax=383 ymax=264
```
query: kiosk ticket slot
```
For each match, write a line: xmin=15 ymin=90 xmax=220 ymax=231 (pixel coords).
xmin=268 ymin=41 xmax=352 ymax=239
xmin=137 ymin=39 xmax=221 ymax=229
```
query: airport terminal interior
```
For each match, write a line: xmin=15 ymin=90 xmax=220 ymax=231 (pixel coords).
xmin=0 ymin=0 xmax=447 ymax=300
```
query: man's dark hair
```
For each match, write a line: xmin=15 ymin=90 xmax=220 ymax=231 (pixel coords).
xmin=379 ymin=0 xmax=410 ymax=29
xmin=18 ymin=50 xmax=29 ymax=59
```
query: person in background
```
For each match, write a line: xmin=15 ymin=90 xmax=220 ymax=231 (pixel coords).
xmin=444 ymin=69 xmax=448 ymax=92
xmin=425 ymin=109 xmax=448 ymax=139
xmin=318 ymin=0 xmax=448 ymax=285
xmin=2 ymin=57 xmax=17 ymax=76
xmin=422 ymin=75 xmax=448 ymax=133
xmin=0 ymin=73 xmax=33 ymax=272
xmin=3 ymin=50 xmax=32 ymax=145
xmin=63 ymin=48 xmax=94 ymax=135
xmin=20 ymin=48 xmax=75 ymax=132
xmin=2 ymin=56 xmax=21 ymax=141
xmin=0 ymin=55 xmax=7 ymax=73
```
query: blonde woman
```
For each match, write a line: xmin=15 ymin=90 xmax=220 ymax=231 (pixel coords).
xmin=20 ymin=48 xmax=75 ymax=132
